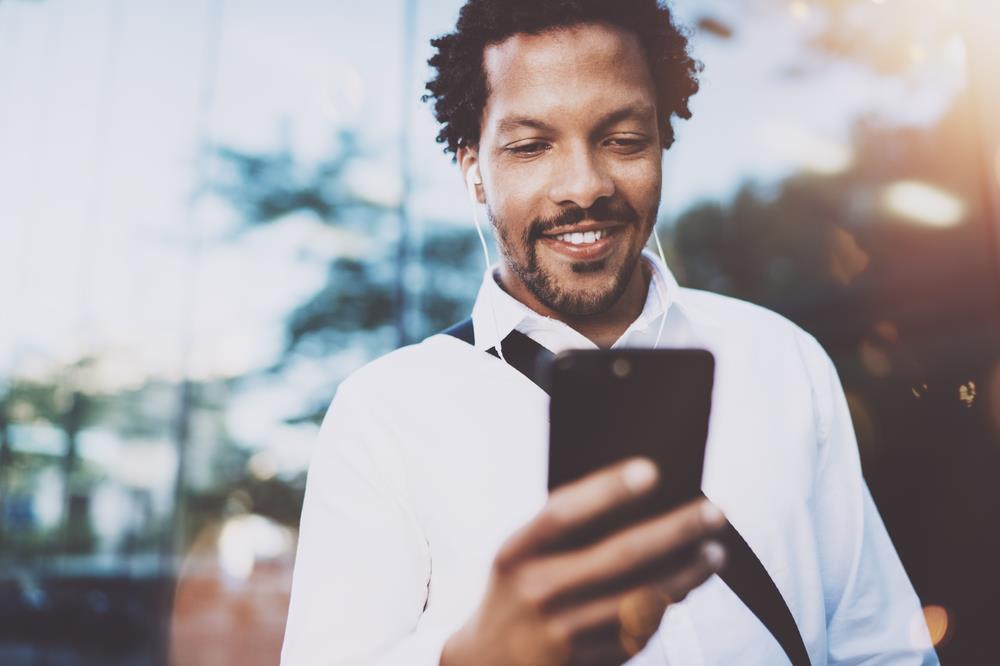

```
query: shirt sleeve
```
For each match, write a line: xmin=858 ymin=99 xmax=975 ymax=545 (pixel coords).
xmin=798 ymin=331 xmax=940 ymax=665
xmin=280 ymin=378 xmax=452 ymax=666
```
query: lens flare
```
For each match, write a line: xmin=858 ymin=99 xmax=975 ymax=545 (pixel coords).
xmin=959 ymin=381 xmax=977 ymax=408
xmin=859 ymin=340 xmax=891 ymax=377
xmin=829 ymin=228 xmax=870 ymax=285
xmin=789 ymin=1 xmax=811 ymax=20
xmin=882 ymin=181 xmax=965 ymax=228
xmin=217 ymin=514 xmax=296 ymax=583
xmin=873 ymin=320 xmax=899 ymax=343
xmin=910 ymin=604 xmax=952 ymax=648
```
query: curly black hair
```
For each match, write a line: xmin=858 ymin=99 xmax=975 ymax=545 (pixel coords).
xmin=423 ymin=0 xmax=701 ymax=161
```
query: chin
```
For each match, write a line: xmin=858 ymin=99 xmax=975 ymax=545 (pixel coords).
xmin=547 ymin=288 xmax=623 ymax=317
xmin=502 ymin=233 xmax=643 ymax=316
xmin=538 ymin=264 xmax=633 ymax=316
xmin=567 ymin=258 xmax=610 ymax=274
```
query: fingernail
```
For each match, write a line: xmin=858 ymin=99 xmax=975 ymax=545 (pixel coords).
xmin=700 ymin=501 xmax=725 ymax=527
xmin=623 ymin=459 xmax=657 ymax=492
xmin=702 ymin=541 xmax=725 ymax=569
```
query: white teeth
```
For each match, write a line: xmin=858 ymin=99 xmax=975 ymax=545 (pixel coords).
xmin=553 ymin=229 xmax=607 ymax=245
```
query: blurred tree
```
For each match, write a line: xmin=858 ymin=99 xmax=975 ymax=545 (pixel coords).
xmin=670 ymin=88 xmax=993 ymax=315
xmin=667 ymin=86 xmax=999 ymax=664
xmin=803 ymin=0 xmax=963 ymax=75
xmin=202 ymin=7 xmax=998 ymax=661
xmin=0 ymin=363 xmax=99 ymax=555
xmin=211 ymin=130 xmax=482 ymax=423
xmin=214 ymin=132 xmax=377 ymax=228
xmin=0 ymin=361 xmax=247 ymax=560
xmin=698 ymin=0 xmax=969 ymax=76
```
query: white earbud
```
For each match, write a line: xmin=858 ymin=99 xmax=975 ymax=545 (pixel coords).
xmin=466 ymin=165 xmax=482 ymax=199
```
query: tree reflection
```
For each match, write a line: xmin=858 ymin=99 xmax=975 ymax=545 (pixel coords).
xmin=3 ymin=0 xmax=998 ymax=662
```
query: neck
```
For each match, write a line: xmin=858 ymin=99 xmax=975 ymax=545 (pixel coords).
xmin=499 ymin=258 xmax=652 ymax=349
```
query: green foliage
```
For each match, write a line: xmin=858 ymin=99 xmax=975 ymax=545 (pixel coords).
xmin=282 ymin=228 xmax=482 ymax=357
xmin=672 ymin=177 xmax=849 ymax=304
xmin=671 ymin=87 xmax=991 ymax=311
xmin=418 ymin=229 xmax=483 ymax=333
xmin=213 ymin=130 xmax=482 ymax=368
xmin=285 ymin=257 xmax=397 ymax=354
xmin=7 ymin=375 xmax=92 ymax=428
xmin=213 ymin=131 xmax=382 ymax=228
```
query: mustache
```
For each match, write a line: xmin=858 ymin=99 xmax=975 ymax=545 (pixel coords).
xmin=528 ymin=198 xmax=640 ymax=241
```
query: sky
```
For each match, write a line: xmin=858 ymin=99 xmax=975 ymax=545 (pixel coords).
xmin=0 ymin=0 xmax=968 ymax=468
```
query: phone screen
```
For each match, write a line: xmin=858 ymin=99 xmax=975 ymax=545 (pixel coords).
xmin=545 ymin=348 xmax=715 ymax=548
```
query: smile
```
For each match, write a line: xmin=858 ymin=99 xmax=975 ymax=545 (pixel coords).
xmin=538 ymin=224 xmax=624 ymax=261
xmin=549 ymin=229 xmax=610 ymax=245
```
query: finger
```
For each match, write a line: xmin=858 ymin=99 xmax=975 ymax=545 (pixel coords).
xmin=552 ymin=541 xmax=724 ymax=639
xmin=571 ymin=621 xmax=657 ymax=665
xmin=557 ymin=586 xmax=667 ymax=647
xmin=651 ymin=539 xmax=724 ymax=604
xmin=536 ymin=500 xmax=726 ymax=601
xmin=571 ymin=631 xmax=633 ymax=666
xmin=497 ymin=458 xmax=659 ymax=566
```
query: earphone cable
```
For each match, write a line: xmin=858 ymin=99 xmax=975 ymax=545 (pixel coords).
xmin=467 ymin=172 xmax=508 ymax=364
xmin=652 ymin=226 xmax=670 ymax=349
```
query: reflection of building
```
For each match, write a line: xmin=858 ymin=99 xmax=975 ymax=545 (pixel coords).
xmin=4 ymin=421 xmax=175 ymax=555
xmin=0 ymin=376 xmax=253 ymax=664
xmin=0 ymin=0 xmax=995 ymax=662
xmin=1 ymin=377 xmax=241 ymax=555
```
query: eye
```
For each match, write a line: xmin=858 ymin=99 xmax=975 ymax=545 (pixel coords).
xmin=506 ymin=141 xmax=550 ymax=157
xmin=604 ymin=135 xmax=651 ymax=153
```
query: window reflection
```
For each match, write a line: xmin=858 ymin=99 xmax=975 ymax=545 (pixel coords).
xmin=0 ymin=0 xmax=996 ymax=663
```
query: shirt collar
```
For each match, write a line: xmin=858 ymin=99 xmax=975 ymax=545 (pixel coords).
xmin=470 ymin=248 xmax=689 ymax=352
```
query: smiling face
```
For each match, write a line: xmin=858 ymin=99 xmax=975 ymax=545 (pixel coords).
xmin=461 ymin=22 xmax=663 ymax=317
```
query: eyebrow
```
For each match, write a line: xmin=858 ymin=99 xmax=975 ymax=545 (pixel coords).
xmin=494 ymin=104 xmax=656 ymax=136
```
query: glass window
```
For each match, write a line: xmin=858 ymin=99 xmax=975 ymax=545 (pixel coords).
xmin=0 ymin=1 xmax=996 ymax=663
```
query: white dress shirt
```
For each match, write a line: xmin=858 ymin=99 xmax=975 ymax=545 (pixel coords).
xmin=281 ymin=250 xmax=938 ymax=666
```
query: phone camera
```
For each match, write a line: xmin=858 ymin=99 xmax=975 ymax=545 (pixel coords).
xmin=611 ymin=358 xmax=631 ymax=378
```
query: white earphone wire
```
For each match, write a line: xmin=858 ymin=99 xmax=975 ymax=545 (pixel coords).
xmin=651 ymin=226 xmax=670 ymax=350
xmin=467 ymin=168 xmax=508 ymax=364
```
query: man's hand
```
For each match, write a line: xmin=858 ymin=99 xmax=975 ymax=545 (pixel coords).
xmin=440 ymin=458 xmax=727 ymax=666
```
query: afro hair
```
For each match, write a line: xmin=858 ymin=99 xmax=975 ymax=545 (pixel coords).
xmin=423 ymin=0 xmax=701 ymax=161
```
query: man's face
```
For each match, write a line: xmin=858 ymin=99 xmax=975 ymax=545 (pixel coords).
xmin=468 ymin=22 xmax=662 ymax=317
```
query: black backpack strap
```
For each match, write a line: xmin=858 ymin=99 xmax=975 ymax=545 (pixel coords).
xmin=441 ymin=317 xmax=554 ymax=386
xmin=441 ymin=317 xmax=810 ymax=666
xmin=718 ymin=527 xmax=811 ymax=665
xmin=441 ymin=318 xmax=476 ymax=345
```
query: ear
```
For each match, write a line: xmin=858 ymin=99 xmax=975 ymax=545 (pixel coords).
xmin=458 ymin=146 xmax=486 ymax=205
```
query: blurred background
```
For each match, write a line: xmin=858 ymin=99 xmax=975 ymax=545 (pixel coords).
xmin=0 ymin=0 xmax=997 ymax=663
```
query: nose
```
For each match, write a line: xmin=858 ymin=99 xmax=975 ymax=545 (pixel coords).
xmin=547 ymin=145 xmax=615 ymax=210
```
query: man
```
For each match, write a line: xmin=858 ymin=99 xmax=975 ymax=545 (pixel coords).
xmin=281 ymin=1 xmax=938 ymax=664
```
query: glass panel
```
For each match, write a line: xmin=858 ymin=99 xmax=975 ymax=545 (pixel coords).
xmin=0 ymin=0 xmax=995 ymax=663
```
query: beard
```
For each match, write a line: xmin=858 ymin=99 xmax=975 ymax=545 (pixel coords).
xmin=488 ymin=197 xmax=652 ymax=317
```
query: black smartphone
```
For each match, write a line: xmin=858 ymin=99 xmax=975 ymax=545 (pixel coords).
xmin=545 ymin=348 xmax=715 ymax=548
